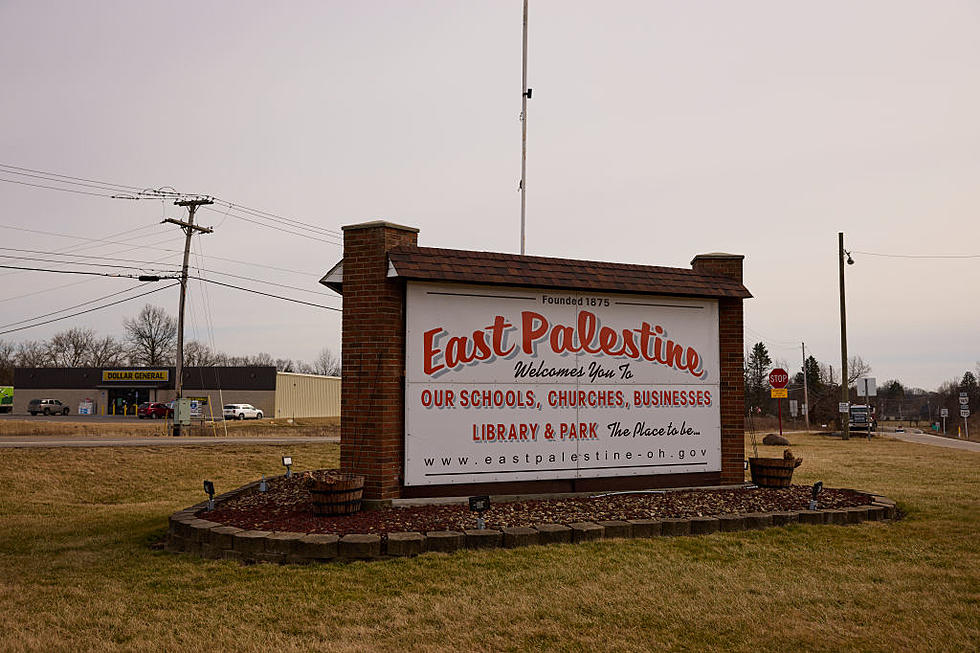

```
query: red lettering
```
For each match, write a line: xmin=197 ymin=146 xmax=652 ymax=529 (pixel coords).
xmin=423 ymin=327 xmax=445 ymax=375
xmin=487 ymin=315 xmax=515 ymax=357
xmin=578 ymin=311 xmax=600 ymax=353
xmin=522 ymin=311 xmax=549 ymax=354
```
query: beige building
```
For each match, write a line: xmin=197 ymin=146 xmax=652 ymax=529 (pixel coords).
xmin=12 ymin=366 xmax=340 ymax=419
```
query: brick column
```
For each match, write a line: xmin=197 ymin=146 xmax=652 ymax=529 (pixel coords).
xmin=691 ymin=254 xmax=746 ymax=485
xmin=341 ymin=221 xmax=419 ymax=502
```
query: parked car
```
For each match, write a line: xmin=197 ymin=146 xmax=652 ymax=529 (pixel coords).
xmin=137 ymin=402 xmax=173 ymax=419
xmin=223 ymin=403 xmax=263 ymax=420
xmin=28 ymin=398 xmax=69 ymax=416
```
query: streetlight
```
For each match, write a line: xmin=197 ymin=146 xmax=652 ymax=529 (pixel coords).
xmin=838 ymin=232 xmax=853 ymax=440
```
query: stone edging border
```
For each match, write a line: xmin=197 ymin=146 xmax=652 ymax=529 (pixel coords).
xmin=164 ymin=481 xmax=899 ymax=564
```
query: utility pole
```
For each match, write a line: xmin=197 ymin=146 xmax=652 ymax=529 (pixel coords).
xmin=839 ymin=232 xmax=850 ymax=440
xmin=801 ymin=341 xmax=811 ymax=433
xmin=519 ymin=0 xmax=530 ymax=255
xmin=165 ymin=197 xmax=213 ymax=436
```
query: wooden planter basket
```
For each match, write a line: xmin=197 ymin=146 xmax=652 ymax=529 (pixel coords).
xmin=309 ymin=473 xmax=365 ymax=517
xmin=748 ymin=457 xmax=802 ymax=488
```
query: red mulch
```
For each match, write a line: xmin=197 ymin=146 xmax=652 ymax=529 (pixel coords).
xmin=201 ymin=471 xmax=872 ymax=537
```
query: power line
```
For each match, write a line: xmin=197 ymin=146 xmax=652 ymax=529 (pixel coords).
xmin=0 ymin=176 xmax=120 ymax=198
xmin=200 ymin=205 xmax=341 ymax=245
xmin=0 ymin=246 xmax=181 ymax=268
xmin=0 ymin=283 xmax=155 ymax=330
xmin=0 ymin=283 xmax=178 ymax=336
xmin=0 ymin=162 xmax=146 ymax=192
xmin=853 ymin=250 xmax=980 ymax=260
xmin=189 ymin=277 xmax=341 ymax=311
xmin=0 ymin=245 xmax=330 ymax=297
xmin=0 ymin=162 xmax=343 ymax=241
xmin=209 ymin=198 xmax=342 ymax=237
xmin=0 ymin=253 xmax=179 ymax=274
xmin=0 ymin=263 xmax=176 ymax=280
xmin=0 ymin=222 xmax=322 ymax=277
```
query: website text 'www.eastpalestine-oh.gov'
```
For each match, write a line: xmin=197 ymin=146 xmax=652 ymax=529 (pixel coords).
xmin=421 ymin=446 xmax=710 ymax=475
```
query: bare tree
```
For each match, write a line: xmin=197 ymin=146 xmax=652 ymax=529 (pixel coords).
xmin=183 ymin=341 xmax=226 ymax=367
xmin=312 ymin=347 xmax=341 ymax=376
xmin=248 ymin=352 xmax=275 ymax=367
xmin=846 ymin=356 xmax=872 ymax=387
xmin=274 ymin=358 xmax=295 ymax=372
xmin=124 ymin=305 xmax=176 ymax=366
xmin=87 ymin=335 xmax=128 ymax=367
xmin=46 ymin=327 xmax=96 ymax=367
xmin=16 ymin=340 xmax=49 ymax=367
xmin=0 ymin=340 xmax=15 ymax=384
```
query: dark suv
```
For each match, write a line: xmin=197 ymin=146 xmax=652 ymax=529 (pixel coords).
xmin=28 ymin=399 xmax=69 ymax=416
xmin=137 ymin=402 xmax=173 ymax=419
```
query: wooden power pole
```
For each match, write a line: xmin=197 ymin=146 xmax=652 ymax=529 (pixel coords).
xmin=165 ymin=198 xmax=213 ymax=435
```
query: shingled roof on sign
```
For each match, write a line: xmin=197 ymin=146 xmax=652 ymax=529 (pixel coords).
xmin=355 ymin=246 xmax=752 ymax=299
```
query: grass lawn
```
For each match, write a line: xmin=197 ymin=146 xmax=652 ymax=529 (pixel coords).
xmin=0 ymin=433 xmax=977 ymax=652
xmin=0 ymin=416 xmax=339 ymax=439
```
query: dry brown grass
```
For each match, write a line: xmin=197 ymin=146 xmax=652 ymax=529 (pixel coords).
xmin=0 ymin=416 xmax=339 ymax=439
xmin=0 ymin=432 xmax=977 ymax=651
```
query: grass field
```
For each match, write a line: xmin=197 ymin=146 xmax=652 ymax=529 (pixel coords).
xmin=0 ymin=432 xmax=977 ymax=652
xmin=0 ymin=416 xmax=339 ymax=439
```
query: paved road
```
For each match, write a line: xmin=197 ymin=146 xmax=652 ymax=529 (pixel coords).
xmin=0 ymin=436 xmax=339 ymax=448
xmin=1 ymin=414 xmax=217 ymax=424
xmin=884 ymin=429 xmax=980 ymax=452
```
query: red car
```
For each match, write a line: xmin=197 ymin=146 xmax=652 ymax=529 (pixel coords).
xmin=137 ymin=402 xmax=173 ymax=419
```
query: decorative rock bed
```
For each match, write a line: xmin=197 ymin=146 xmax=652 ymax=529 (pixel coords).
xmin=165 ymin=476 xmax=898 ymax=564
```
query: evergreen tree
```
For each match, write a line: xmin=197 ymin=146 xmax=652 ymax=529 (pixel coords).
xmin=745 ymin=342 xmax=772 ymax=413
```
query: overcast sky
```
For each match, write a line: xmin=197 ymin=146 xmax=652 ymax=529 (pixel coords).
xmin=1 ymin=1 xmax=977 ymax=389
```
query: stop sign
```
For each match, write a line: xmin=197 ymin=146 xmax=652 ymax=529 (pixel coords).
xmin=769 ymin=368 xmax=789 ymax=389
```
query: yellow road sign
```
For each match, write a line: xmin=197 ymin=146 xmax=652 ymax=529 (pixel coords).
xmin=770 ymin=388 xmax=788 ymax=399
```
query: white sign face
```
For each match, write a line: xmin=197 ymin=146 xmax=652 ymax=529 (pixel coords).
xmin=960 ymin=396 xmax=969 ymax=405
xmin=789 ymin=399 xmax=798 ymax=417
xmin=962 ymin=409 xmax=971 ymax=418
xmin=839 ymin=402 xmax=850 ymax=414
xmin=858 ymin=377 xmax=876 ymax=397
xmin=940 ymin=408 xmax=949 ymax=418
xmin=404 ymin=282 xmax=721 ymax=486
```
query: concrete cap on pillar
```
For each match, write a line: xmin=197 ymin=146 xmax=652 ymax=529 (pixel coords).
xmin=341 ymin=220 xmax=420 ymax=233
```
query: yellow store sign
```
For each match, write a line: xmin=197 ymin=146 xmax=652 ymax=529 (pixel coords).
xmin=102 ymin=369 xmax=169 ymax=382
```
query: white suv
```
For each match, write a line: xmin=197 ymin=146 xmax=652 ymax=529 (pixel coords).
xmin=222 ymin=403 xmax=263 ymax=420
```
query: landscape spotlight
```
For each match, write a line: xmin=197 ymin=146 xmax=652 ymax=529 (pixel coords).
xmin=282 ymin=456 xmax=293 ymax=479
xmin=259 ymin=475 xmax=267 ymax=493
xmin=469 ymin=495 xmax=491 ymax=530
xmin=203 ymin=480 xmax=215 ymax=511
xmin=809 ymin=481 xmax=824 ymax=511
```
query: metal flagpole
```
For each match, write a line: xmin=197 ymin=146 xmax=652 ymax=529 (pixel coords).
xmin=520 ymin=0 xmax=529 ymax=254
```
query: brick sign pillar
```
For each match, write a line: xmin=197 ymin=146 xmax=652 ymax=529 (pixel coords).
xmin=691 ymin=253 xmax=745 ymax=484
xmin=340 ymin=221 xmax=419 ymax=502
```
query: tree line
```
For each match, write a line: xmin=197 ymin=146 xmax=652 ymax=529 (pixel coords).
xmin=744 ymin=341 xmax=979 ymax=426
xmin=0 ymin=304 xmax=341 ymax=385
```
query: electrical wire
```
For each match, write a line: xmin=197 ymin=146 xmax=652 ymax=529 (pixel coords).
xmin=1 ymin=162 xmax=343 ymax=241
xmin=0 ymin=222 xmax=321 ymax=277
xmin=199 ymin=205 xmax=341 ymax=245
xmin=188 ymin=277 xmax=340 ymax=311
xmin=0 ymin=246 xmax=182 ymax=268
xmin=0 ymin=253 xmax=179 ymax=274
xmin=852 ymin=250 xmax=980 ymax=260
xmin=0 ymin=283 xmax=154 ymax=330
xmin=0 ymin=263 xmax=177 ymax=279
xmin=0 ymin=162 xmax=146 ymax=193
xmin=0 ymin=176 xmax=120 ymax=198
xmin=208 ymin=198 xmax=342 ymax=238
xmin=0 ymin=283 xmax=178 ymax=336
